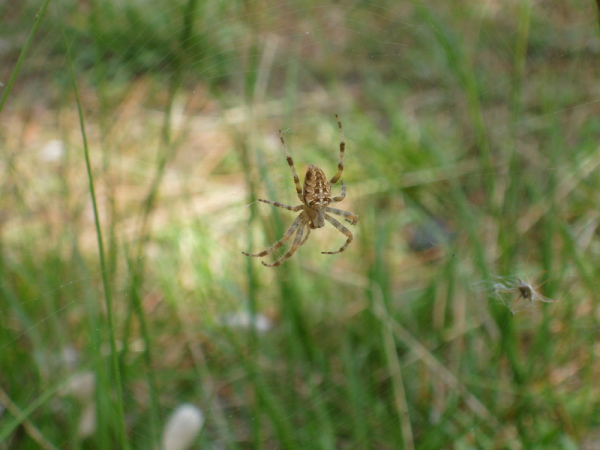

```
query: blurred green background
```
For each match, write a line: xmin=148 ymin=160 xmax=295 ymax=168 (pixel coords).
xmin=1 ymin=0 xmax=600 ymax=448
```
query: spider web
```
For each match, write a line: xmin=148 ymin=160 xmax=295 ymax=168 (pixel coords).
xmin=1 ymin=0 xmax=600 ymax=448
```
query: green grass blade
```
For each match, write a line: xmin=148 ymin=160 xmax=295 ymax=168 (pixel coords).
xmin=57 ymin=5 xmax=129 ymax=449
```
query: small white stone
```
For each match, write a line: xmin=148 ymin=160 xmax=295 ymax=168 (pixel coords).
xmin=77 ymin=402 xmax=97 ymax=438
xmin=221 ymin=312 xmax=272 ymax=332
xmin=64 ymin=371 xmax=95 ymax=403
xmin=39 ymin=140 xmax=65 ymax=162
xmin=162 ymin=403 xmax=204 ymax=450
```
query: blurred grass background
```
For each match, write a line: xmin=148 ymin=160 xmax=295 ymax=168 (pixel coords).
xmin=1 ymin=0 xmax=600 ymax=448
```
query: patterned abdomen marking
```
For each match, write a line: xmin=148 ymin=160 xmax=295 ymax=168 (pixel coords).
xmin=303 ymin=165 xmax=332 ymax=210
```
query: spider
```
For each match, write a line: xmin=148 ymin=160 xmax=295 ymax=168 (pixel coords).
xmin=242 ymin=114 xmax=359 ymax=267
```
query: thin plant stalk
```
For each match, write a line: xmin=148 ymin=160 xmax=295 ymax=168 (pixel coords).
xmin=58 ymin=7 xmax=129 ymax=449
xmin=0 ymin=0 xmax=52 ymax=114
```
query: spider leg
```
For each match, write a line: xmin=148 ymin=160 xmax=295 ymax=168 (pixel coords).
xmin=262 ymin=222 xmax=306 ymax=267
xmin=258 ymin=199 xmax=303 ymax=212
xmin=242 ymin=214 xmax=304 ymax=258
xmin=279 ymin=130 xmax=304 ymax=202
xmin=325 ymin=206 xmax=358 ymax=225
xmin=299 ymin=225 xmax=311 ymax=247
xmin=330 ymin=181 xmax=346 ymax=202
xmin=321 ymin=213 xmax=353 ymax=255
xmin=328 ymin=114 xmax=345 ymax=186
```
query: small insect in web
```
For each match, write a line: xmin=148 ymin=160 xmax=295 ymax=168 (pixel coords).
xmin=472 ymin=273 xmax=557 ymax=315
xmin=242 ymin=114 xmax=359 ymax=267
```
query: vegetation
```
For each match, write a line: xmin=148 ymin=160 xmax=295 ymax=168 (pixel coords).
xmin=1 ymin=0 xmax=599 ymax=448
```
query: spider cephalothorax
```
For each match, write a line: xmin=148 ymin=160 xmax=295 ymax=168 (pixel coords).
xmin=242 ymin=115 xmax=358 ymax=267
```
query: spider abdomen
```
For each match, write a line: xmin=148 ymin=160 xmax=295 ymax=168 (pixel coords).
xmin=303 ymin=165 xmax=332 ymax=210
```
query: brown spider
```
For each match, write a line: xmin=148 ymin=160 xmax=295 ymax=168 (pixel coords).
xmin=243 ymin=114 xmax=359 ymax=267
